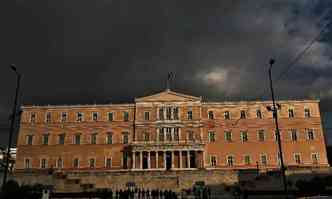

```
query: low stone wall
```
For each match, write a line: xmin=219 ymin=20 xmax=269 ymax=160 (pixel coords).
xmin=13 ymin=169 xmax=238 ymax=192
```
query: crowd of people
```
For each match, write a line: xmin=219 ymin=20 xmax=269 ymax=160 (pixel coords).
xmin=106 ymin=188 xmax=178 ymax=199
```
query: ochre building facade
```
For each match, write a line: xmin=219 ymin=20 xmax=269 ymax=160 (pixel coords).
xmin=15 ymin=90 xmax=329 ymax=173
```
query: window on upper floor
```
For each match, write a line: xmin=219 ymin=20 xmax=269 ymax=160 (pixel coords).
xmin=294 ymin=153 xmax=301 ymax=164
xmin=165 ymin=107 xmax=171 ymax=120
xmin=108 ymin=112 xmax=114 ymax=121
xmin=290 ymin=129 xmax=298 ymax=141
xmin=187 ymin=110 xmax=193 ymax=120
xmin=24 ymin=158 xmax=31 ymax=169
xmin=227 ymin=155 xmax=234 ymax=166
xmin=210 ymin=156 xmax=217 ymax=167
xmin=91 ymin=133 xmax=97 ymax=144
xmin=256 ymin=110 xmax=262 ymax=119
xmin=57 ymin=158 xmax=63 ymax=169
xmin=174 ymin=128 xmax=179 ymax=141
xmin=311 ymin=153 xmax=319 ymax=164
xmin=307 ymin=129 xmax=315 ymax=140
xmin=58 ymin=134 xmax=65 ymax=145
xmin=123 ymin=111 xmax=129 ymax=121
xmin=224 ymin=111 xmax=230 ymax=120
xmin=76 ymin=112 xmax=83 ymax=122
xmin=258 ymin=130 xmax=265 ymax=142
xmin=159 ymin=128 xmax=164 ymax=142
xmin=92 ymin=112 xmax=98 ymax=121
xmin=40 ymin=158 xmax=48 ymax=169
xmin=240 ymin=110 xmax=246 ymax=119
xmin=89 ymin=158 xmax=95 ymax=168
xmin=143 ymin=132 xmax=150 ymax=142
xmin=188 ymin=131 xmax=194 ymax=141
xmin=240 ymin=131 xmax=248 ymax=142
xmin=304 ymin=108 xmax=311 ymax=118
xmin=244 ymin=155 xmax=251 ymax=165
xmin=73 ymin=158 xmax=79 ymax=168
xmin=26 ymin=135 xmax=33 ymax=145
xmin=173 ymin=107 xmax=179 ymax=120
xmin=105 ymin=158 xmax=112 ymax=168
xmin=225 ymin=131 xmax=232 ymax=142
xmin=260 ymin=154 xmax=267 ymax=166
xmin=30 ymin=112 xmax=36 ymax=123
xmin=274 ymin=130 xmax=280 ymax=142
xmin=123 ymin=132 xmax=129 ymax=144
xmin=208 ymin=131 xmax=215 ymax=143
xmin=159 ymin=108 xmax=164 ymax=120
xmin=74 ymin=134 xmax=81 ymax=145
xmin=144 ymin=112 xmax=150 ymax=121
xmin=106 ymin=133 xmax=113 ymax=144
xmin=46 ymin=112 xmax=51 ymax=123
xmin=61 ymin=112 xmax=67 ymax=122
xmin=288 ymin=108 xmax=294 ymax=118
xmin=166 ymin=128 xmax=172 ymax=141
xmin=42 ymin=134 xmax=49 ymax=145
xmin=208 ymin=111 xmax=214 ymax=120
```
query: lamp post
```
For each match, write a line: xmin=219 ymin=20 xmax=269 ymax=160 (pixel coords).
xmin=2 ymin=64 xmax=21 ymax=189
xmin=267 ymin=59 xmax=288 ymax=196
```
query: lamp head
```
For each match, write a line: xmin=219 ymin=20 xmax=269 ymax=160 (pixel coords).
xmin=269 ymin=59 xmax=275 ymax=66
xmin=10 ymin=64 xmax=17 ymax=72
xmin=266 ymin=106 xmax=272 ymax=111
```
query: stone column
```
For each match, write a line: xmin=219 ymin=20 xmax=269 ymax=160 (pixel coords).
xmin=171 ymin=151 xmax=175 ymax=168
xmin=164 ymin=108 xmax=167 ymax=121
xmin=148 ymin=151 xmax=151 ymax=169
xmin=140 ymin=151 xmax=143 ymax=169
xmin=171 ymin=128 xmax=174 ymax=142
xmin=156 ymin=128 xmax=159 ymax=142
xmin=202 ymin=150 xmax=206 ymax=168
xmin=179 ymin=151 xmax=183 ymax=169
xmin=164 ymin=151 xmax=167 ymax=169
xmin=171 ymin=107 xmax=174 ymax=120
xmin=179 ymin=128 xmax=182 ymax=143
xmin=132 ymin=152 xmax=136 ymax=169
xmin=164 ymin=128 xmax=167 ymax=142
xmin=156 ymin=151 xmax=159 ymax=169
xmin=187 ymin=151 xmax=191 ymax=168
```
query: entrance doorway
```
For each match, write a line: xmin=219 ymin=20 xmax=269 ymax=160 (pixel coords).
xmin=166 ymin=151 xmax=172 ymax=170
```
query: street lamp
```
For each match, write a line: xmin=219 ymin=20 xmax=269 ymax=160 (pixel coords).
xmin=267 ymin=59 xmax=288 ymax=196
xmin=2 ymin=64 xmax=21 ymax=189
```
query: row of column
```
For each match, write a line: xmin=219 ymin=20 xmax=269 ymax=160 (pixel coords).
xmin=131 ymin=150 xmax=203 ymax=170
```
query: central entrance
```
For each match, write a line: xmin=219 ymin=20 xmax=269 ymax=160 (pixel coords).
xmin=166 ymin=151 xmax=172 ymax=170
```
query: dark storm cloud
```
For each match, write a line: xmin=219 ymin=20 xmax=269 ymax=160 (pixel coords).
xmin=1 ymin=0 xmax=332 ymax=146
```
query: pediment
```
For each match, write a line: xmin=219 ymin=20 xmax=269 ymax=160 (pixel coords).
xmin=135 ymin=90 xmax=201 ymax=102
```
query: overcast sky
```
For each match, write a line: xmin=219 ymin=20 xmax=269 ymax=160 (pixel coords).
xmin=1 ymin=0 xmax=332 ymax=146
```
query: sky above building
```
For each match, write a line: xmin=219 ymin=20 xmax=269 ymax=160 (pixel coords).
xmin=1 ymin=0 xmax=332 ymax=146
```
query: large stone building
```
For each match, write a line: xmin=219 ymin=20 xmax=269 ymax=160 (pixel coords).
xmin=14 ymin=89 xmax=329 ymax=190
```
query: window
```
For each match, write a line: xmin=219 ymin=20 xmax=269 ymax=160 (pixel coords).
xmin=208 ymin=111 xmax=214 ymax=120
xmin=57 ymin=158 xmax=63 ymax=169
xmin=240 ymin=110 xmax=246 ymax=119
xmin=227 ymin=155 xmax=234 ymax=166
xmin=73 ymin=158 xmax=79 ymax=168
xmin=261 ymin=154 xmax=267 ymax=166
xmin=92 ymin=112 xmax=98 ymax=121
xmin=173 ymin=107 xmax=179 ymax=120
xmin=30 ymin=112 xmax=36 ymax=123
xmin=24 ymin=158 xmax=31 ymax=169
xmin=166 ymin=107 xmax=172 ymax=120
xmin=225 ymin=131 xmax=232 ymax=142
xmin=208 ymin=131 xmax=216 ymax=143
xmin=159 ymin=128 xmax=164 ymax=142
xmin=256 ymin=110 xmax=262 ymax=119
xmin=288 ymin=108 xmax=294 ymax=118
xmin=91 ymin=133 xmax=97 ymax=144
xmin=159 ymin=108 xmax=164 ymax=120
xmin=188 ymin=131 xmax=194 ymax=141
xmin=294 ymin=153 xmax=301 ymax=164
xmin=258 ymin=130 xmax=265 ymax=142
xmin=106 ymin=133 xmax=113 ymax=144
xmin=46 ymin=112 xmax=51 ymax=123
xmin=240 ymin=131 xmax=248 ymax=142
xmin=311 ymin=153 xmax=319 ymax=164
xmin=307 ymin=129 xmax=314 ymax=140
xmin=224 ymin=111 xmax=230 ymax=120
xmin=89 ymin=158 xmax=95 ymax=168
xmin=174 ymin=128 xmax=179 ymax=141
xmin=166 ymin=128 xmax=172 ymax=141
xmin=290 ymin=129 xmax=297 ymax=141
xmin=77 ymin=112 xmax=83 ymax=122
xmin=61 ymin=112 xmax=67 ymax=122
xmin=275 ymin=130 xmax=280 ymax=142
xmin=58 ymin=134 xmax=65 ymax=145
xmin=108 ymin=112 xmax=114 ymax=121
xmin=105 ymin=158 xmax=112 ymax=168
xmin=42 ymin=134 xmax=49 ymax=145
xmin=143 ymin=132 xmax=150 ymax=142
xmin=187 ymin=110 xmax=193 ymax=120
xmin=26 ymin=135 xmax=33 ymax=145
xmin=210 ymin=156 xmax=217 ymax=167
xmin=304 ymin=108 xmax=311 ymax=118
xmin=244 ymin=155 xmax=251 ymax=165
xmin=74 ymin=134 xmax=81 ymax=145
xmin=123 ymin=133 xmax=129 ymax=144
xmin=123 ymin=111 xmax=129 ymax=121
xmin=40 ymin=158 xmax=47 ymax=169
xmin=144 ymin=112 xmax=150 ymax=121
